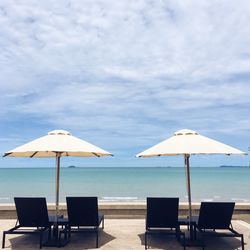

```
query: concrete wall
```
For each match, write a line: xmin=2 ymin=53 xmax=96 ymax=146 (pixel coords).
xmin=1 ymin=202 xmax=250 ymax=220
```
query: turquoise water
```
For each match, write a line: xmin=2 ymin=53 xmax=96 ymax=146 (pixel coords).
xmin=0 ymin=167 xmax=249 ymax=203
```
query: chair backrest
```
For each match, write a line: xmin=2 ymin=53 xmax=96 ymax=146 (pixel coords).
xmin=146 ymin=197 xmax=179 ymax=229
xmin=14 ymin=197 xmax=49 ymax=227
xmin=198 ymin=202 xmax=235 ymax=229
xmin=66 ymin=197 xmax=99 ymax=227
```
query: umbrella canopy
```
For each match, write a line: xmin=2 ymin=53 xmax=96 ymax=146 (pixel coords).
xmin=4 ymin=129 xmax=113 ymax=236
xmin=136 ymin=129 xmax=245 ymax=234
xmin=4 ymin=129 xmax=113 ymax=157
xmin=136 ymin=129 xmax=244 ymax=157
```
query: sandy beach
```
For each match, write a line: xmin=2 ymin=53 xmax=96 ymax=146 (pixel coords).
xmin=0 ymin=202 xmax=250 ymax=249
xmin=0 ymin=218 xmax=250 ymax=249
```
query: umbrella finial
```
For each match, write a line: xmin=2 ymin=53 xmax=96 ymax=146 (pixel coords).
xmin=174 ymin=129 xmax=198 ymax=136
xmin=48 ymin=130 xmax=72 ymax=136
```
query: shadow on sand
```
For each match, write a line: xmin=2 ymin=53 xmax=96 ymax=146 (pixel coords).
xmin=138 ymin=233 xmax=185 ymax=250
xmin=7 ymin=230 xmax=115 ymax=249
xmin=138 ymin=231 xmax=244 ymax=250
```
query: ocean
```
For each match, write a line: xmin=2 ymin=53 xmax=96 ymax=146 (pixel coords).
xmin=0 ymin=167 xmax=249 ymax=203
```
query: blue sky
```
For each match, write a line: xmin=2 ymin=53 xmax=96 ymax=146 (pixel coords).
xmin=0 ymin=0 xmax=250 ymax=168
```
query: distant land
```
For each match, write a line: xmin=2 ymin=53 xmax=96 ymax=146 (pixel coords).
xmin=67 ymin=165 xmax=77 ymax=168
xmin=220 ymin=165 xmax=249 ymax=168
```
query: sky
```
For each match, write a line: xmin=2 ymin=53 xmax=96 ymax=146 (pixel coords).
xmin=0 ymin=0 xmax=250 ymax=168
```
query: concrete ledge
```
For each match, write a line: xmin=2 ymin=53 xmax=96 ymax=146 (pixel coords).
xmin=1 ymin=202 xmax=250 ymax=220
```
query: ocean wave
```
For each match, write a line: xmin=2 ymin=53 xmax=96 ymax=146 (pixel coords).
xmin=231 ymin=198 xmax=250 ymax=202
xmin=0 ymin=197 xmax=10 ymax=200
xmin=213 ymin=196 xmax=221 ymax=199
xmin=202 ymin=199 xmax=214 ymax=202
xmin=101 ymin=196 xmax=139 ymax=201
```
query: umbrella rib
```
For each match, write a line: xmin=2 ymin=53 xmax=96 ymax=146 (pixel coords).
xmin=92 ymin=152 xmax=100 ymax=157
xmin=3 ymin=153 xmax=11 ymax=157
xmin=30 ymin=152 xmax=38 ymax=158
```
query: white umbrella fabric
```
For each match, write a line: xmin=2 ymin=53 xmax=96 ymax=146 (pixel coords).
xmin=136 ymin=129 xmax=245 ymax=227
xmin=4 ymin=129 xmax=113 ymax=225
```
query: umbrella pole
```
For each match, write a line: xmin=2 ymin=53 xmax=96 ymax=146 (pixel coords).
xmin=55 ymin=153 xmax=61 ymax=239
xmin=184 ymin=154 xmax=192 ymax=232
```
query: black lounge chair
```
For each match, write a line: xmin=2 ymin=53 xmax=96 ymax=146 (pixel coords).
xmin=2 ymin=197 xmax=51 ymax=249
xmin=145 ymin=197 xmax=186 ymax=250
xmin=64 ymin=196 xmax=104 ymax=248
xmin=195 ymin=202 xmax=244 ymax=250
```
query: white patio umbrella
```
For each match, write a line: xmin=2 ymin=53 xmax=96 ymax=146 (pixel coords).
xmin=136 ymin=129 xmax=245 ymax=228
xmin=4 ymin=129 xmax=113 ymax=225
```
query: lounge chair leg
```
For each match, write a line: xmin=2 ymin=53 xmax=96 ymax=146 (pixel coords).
xmin=145 ymin=232 xmax=147 ymax=250
xmin=176 ymin=227 xmax=181 ymax=241
xmin=182 ymin=232 xmax=186 ymax=250
xmin=96 ymin=230 xmax=98 ymax=248
xmin=102 ymin=218 xmax=104 ymax=229
xmin=2 ymin=232 xmax=6 ymax=249
xmin=48 ymin=227 xmax=51 ymax=240
xmin=68 ymin=226 xmax=71 ymax=239
xmin=39 ymin=232 xmax=43 ymax=249
xmin=64 ymin=229 xmax=67 ymax=240
xmin=241 ymin=234 xmax=245 ymax=250
xmin=194 ymin=225 xmax=197 ymax=240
